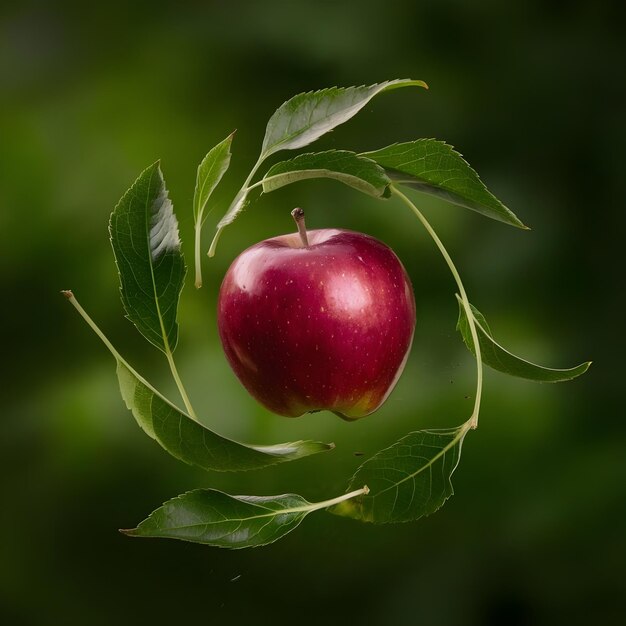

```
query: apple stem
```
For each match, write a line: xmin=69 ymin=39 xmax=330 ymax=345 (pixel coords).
xmin=291 ymin=208 xmax=309 ymax=247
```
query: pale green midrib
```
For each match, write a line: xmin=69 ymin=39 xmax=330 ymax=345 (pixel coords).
xmin=141 ymin=488 xmax=367 ymax=531
xmin=194 ymin=156 xmax=221 ymax=287
xmin=251 ymin=442 xmax=319 ymax=455
xmin=361 ymin=144 xmax=524 ymax=228
xmin=193 ymin=163 xmax=215 ymax=222
xmin=262 ymin=89 xmax=351 ymax=157
xmin=262 ymin=81 xmax=425 ymax=157
xmin=142 ymin=170 xmax=199 ymax=420
xmin=143 ymin=168 xmax=175 ymax=357
xmin=194 ymin=153 xmax=224 ymax=223
xmin=145 ymin=507 xmax=309 ymax=531
xmin=261 ymin=169 xmax=383 ymax=194
xmin=459 ymin=296 xmax=590 ymax=376
xmin=366 ymin=166 xmax=515 ymax=221
xmin=194 ymin=147 xmax=229 ymax=286
xmin=378 ymin=172 xmax=488 ymax=203
xmin=365 ymin=426 xmax=469 ymax=499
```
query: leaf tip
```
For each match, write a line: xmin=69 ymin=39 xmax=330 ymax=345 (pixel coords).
xmin=394 ymin=78 xmax=429 ymax=90
xmin=507 ymin=212 xmax=530 ymax=230
xmin=119 ymin=527 xmax=137 ymax=537
xmin=149 ymin=158 xmax=162 ymax=173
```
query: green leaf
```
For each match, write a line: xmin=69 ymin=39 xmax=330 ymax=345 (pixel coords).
xmin=193 ymin=133 xmax=234 ymax=288
xmin=262 ymin=150 xmax=391 ymax=197
xmin=363 ymin=140 xmax=527 ymax=229
xmin=123 ymin=485 xmax=369 ymax=548
xmin=63 ymin=292 xmax=334 ymax=471
xmin=109 ymin=162 xmax=185 ymax=352
xmin=116 ymin=362 xmax=332 ymax=471
xmin=330 ymin=426 xmax=468 ymax=523
xmin=456 ymin=297 xmax=592 ymax=382
xmin=193 ymin=132 xmax=234 ymax=225
xmin=209 ymin=80 xmax=427 ymax=255
xmin=122 ymin=489 xmax=314 ymax=548
xmin=261 ymin=79 xmax=428 ymax=159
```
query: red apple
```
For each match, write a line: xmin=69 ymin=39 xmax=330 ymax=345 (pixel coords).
xmin=217 ymin=210 xmax=416 ymax=420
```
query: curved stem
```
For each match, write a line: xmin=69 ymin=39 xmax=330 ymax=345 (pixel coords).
xmin=207 ymin=227 xmax=224 ymax=259
xmin=150 ymin=278 xmax=200 ymax=421
xmin=244 ymin=172 xmax=294 ymax=193
xmin=392 ymin=186 xmax=483 ymax=429
xmin=63 ymin=290 xmax=199 ymax=423
xmin=61 ymin=291 xmax=187 ymax=411
xmin=194 ymin=222 xmax=203 ymax=289
xmin=62 ymin=291 xmax=128 ymax=366
xmin=165 ymin=351 xmax=199 ymax=422
xmin=307 ymin=486 xmax=370 ymax=514
xmin=260 ymin=487 xmax=370 ymax=517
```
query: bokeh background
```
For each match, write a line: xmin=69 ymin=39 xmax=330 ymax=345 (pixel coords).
xmin=2 ymin=1 xmax=624 ymax=624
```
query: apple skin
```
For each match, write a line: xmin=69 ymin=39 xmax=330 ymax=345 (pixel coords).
xmin=217 ymin=228 xmax=416 ymax=420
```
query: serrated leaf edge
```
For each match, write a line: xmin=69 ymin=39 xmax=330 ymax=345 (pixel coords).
xmin=334 ymin=424 xmax=470 ymax=524
xmin=363 ymin=139 xmax=528 ymax=229
xmin=261 ymin=79 xmax=428 ymax=158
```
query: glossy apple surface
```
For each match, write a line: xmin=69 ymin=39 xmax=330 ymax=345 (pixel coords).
xmin=217 ymin=228 xmax=416 ymax=419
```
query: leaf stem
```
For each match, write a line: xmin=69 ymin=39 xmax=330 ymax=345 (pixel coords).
xmin=391 ymin=186 xmax=483 ymax=429
xmin=61 ymin=291 xmax=167 ymax=399
xmin=194 ymin=222 xmax=203 ymax=289
xmin=165 ymin=351 xmax=199 ymax=422
xmin=62 ymin=290 xmax=198 ymax=421
xmin=306 ymin=486 xmax=369 ymax=514
xmin=62 ymin=290 xmax=126 ymax=363
xmin=207 ymin=227 xmax=224 ymax=259
xmin=318 ymin=485 xmax=370 ymax=510
xmin=246 ymin=179 xmax=266 ymax=192
xmin=246 ymin=486 xmax=369 ymax=518
xmin=149 ymin=278 xmax=200 ymax=422
xmin=208 ymin=156 xmax=265 ymax=258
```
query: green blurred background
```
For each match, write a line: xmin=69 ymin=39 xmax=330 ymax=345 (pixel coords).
xmin=2 ymin=1 xmax=624 ymax=624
